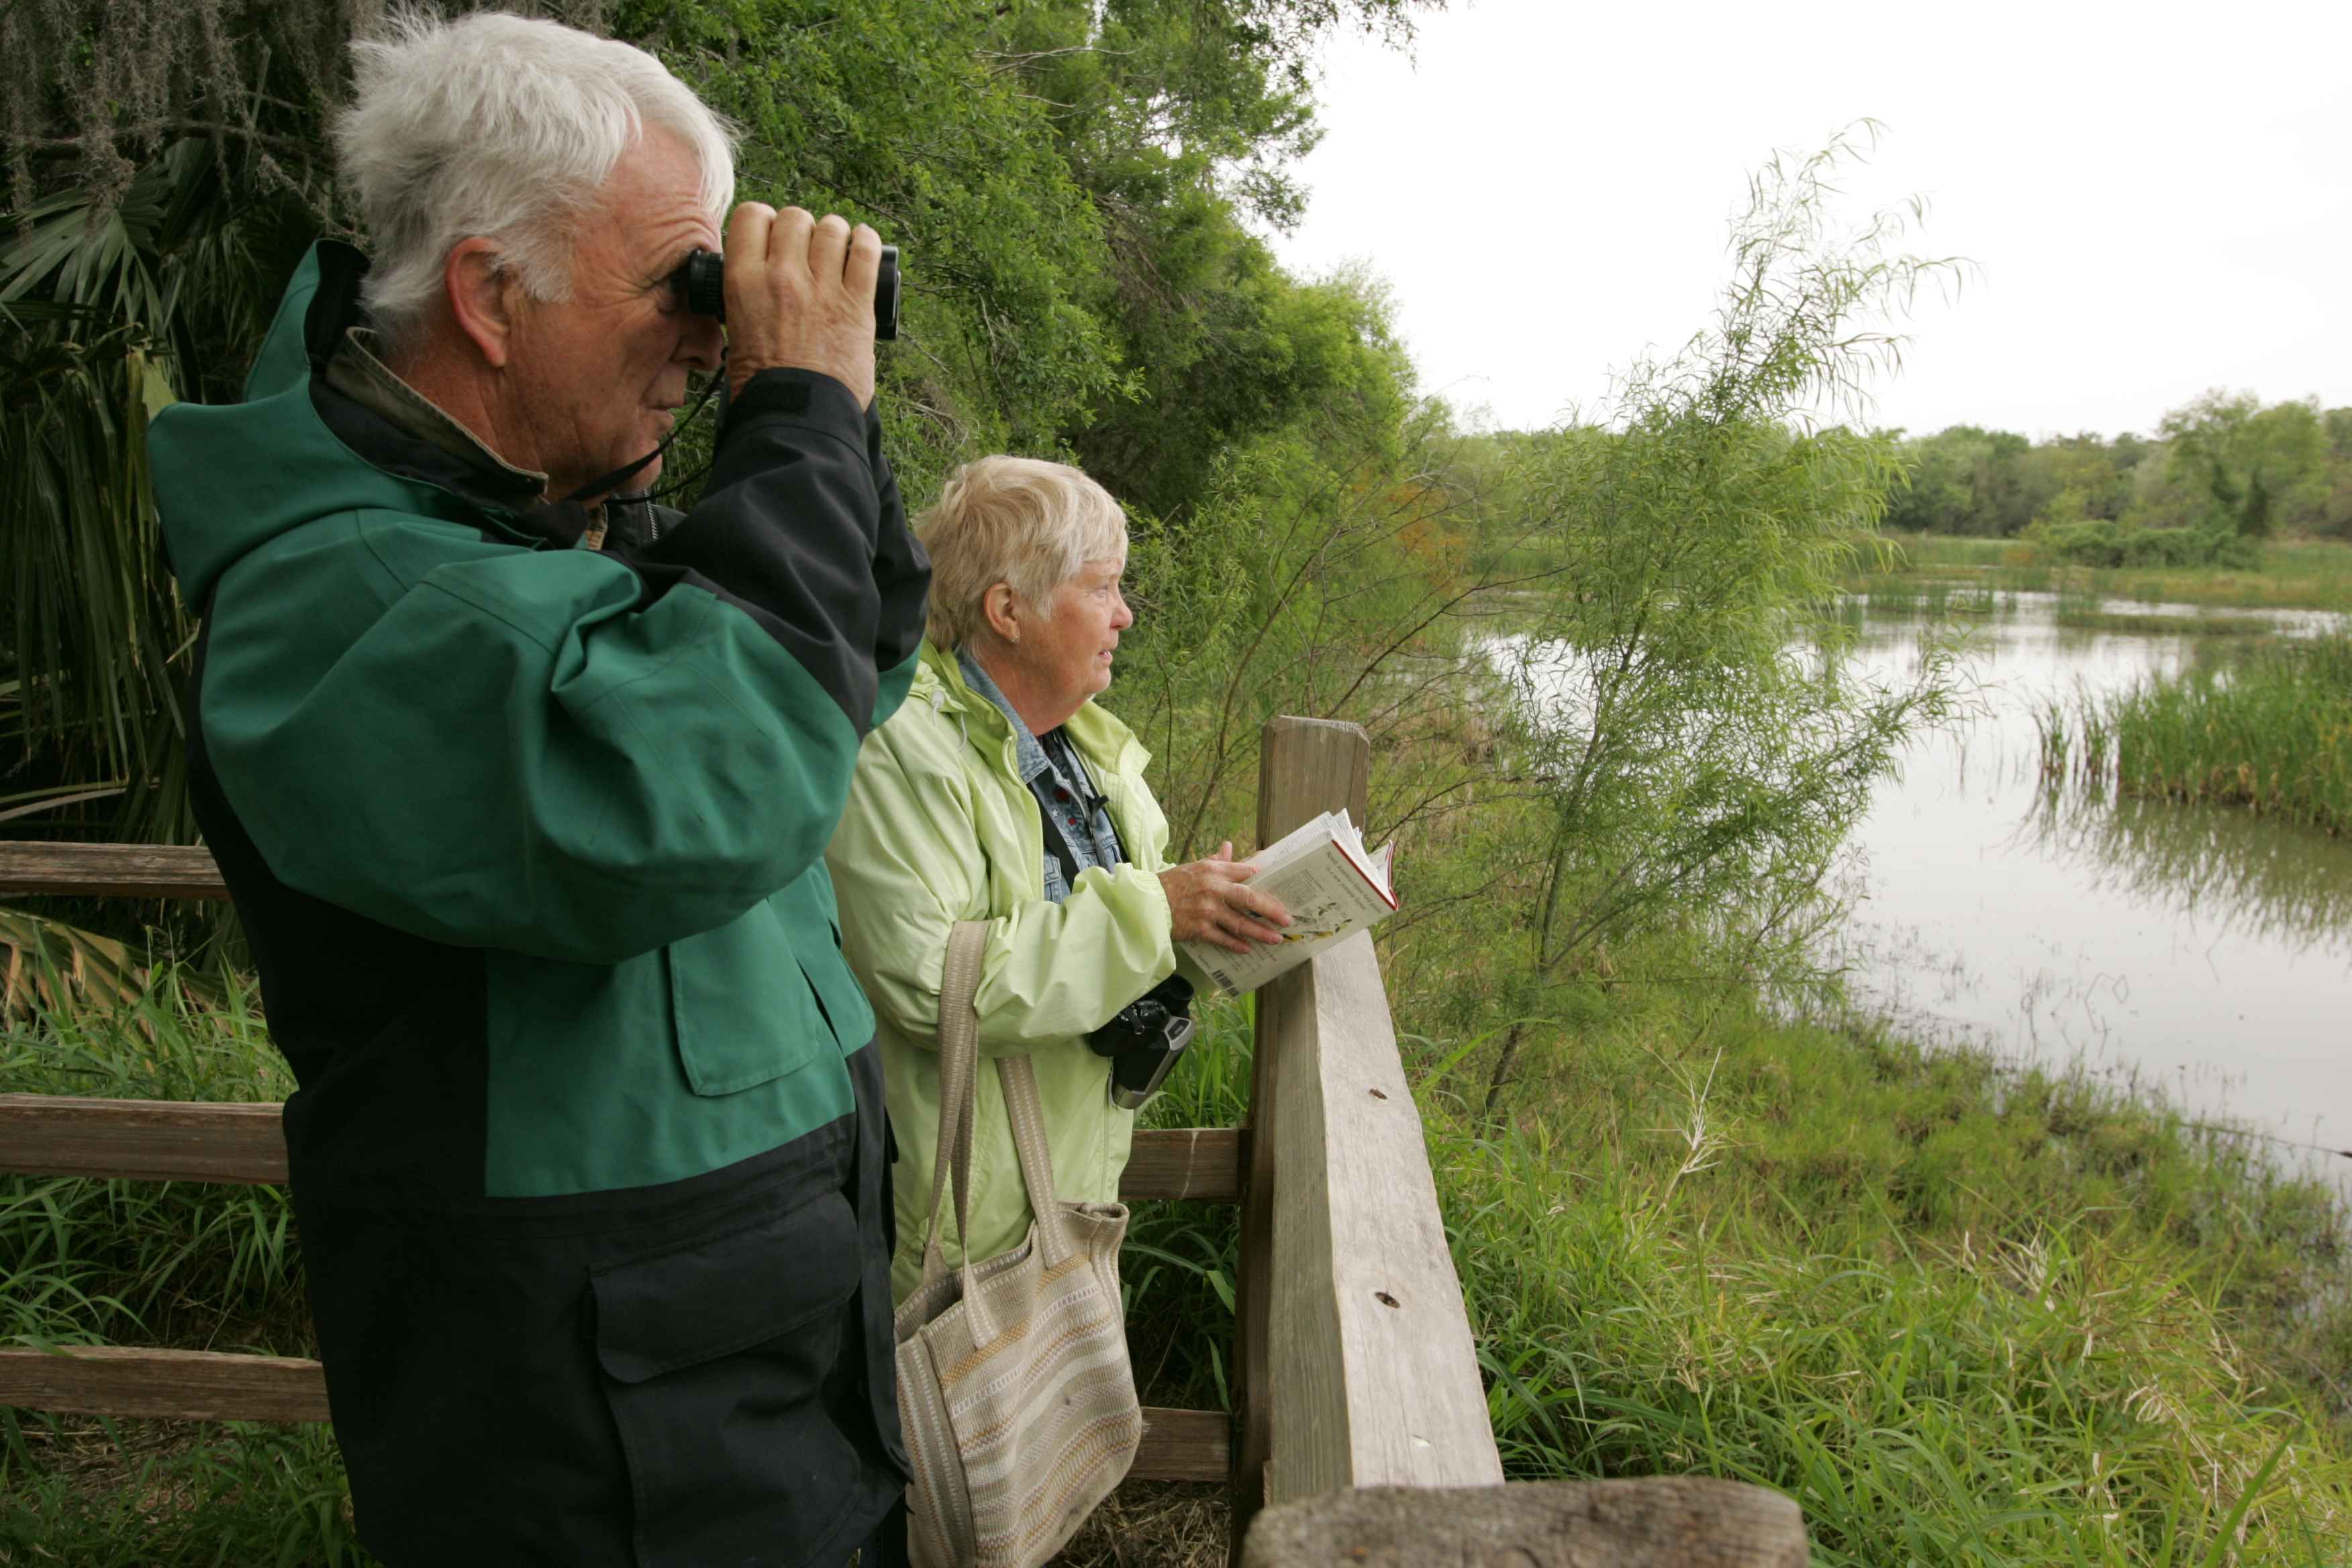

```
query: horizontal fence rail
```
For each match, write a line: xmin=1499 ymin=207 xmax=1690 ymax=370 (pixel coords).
xmin=0 ymin=842 xmax=232 ymax=900
xmin=0 ymin=1346 xmax=1230 ymax=1483
xmin=0 ymin=1095 xmax=1240 ymax=1202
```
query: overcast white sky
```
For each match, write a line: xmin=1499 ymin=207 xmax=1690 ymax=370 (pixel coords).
xmin=1270 ymin=0 xmax=2352 ymax=440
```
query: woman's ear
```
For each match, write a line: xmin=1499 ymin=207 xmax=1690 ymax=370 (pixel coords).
xmin=444 ymin=237 xmax=519 ymax=369
xmin=981 ymin=582 xmax=1022 ymax=645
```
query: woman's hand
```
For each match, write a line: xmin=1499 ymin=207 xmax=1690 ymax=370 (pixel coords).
xmin=1159 ymin=842 xmax=1290 ymax=955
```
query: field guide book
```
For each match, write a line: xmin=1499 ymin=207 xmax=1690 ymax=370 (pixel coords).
xmin=1182 ymin=810 xmax=1398 ymax=994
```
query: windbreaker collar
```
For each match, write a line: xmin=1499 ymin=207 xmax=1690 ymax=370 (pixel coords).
xmin=325 ymin=326 xmax=551 ymax=497
xmin=152 ymin=242 xmax=613 ymax=605
xmin=293 ymin=244 xmax=571 ymax=531
xmin=914 ymin=640 xmax=1150 ymax=778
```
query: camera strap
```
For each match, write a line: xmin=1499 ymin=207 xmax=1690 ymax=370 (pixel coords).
xmin=1034 ymin=728 xmax=1126 ymax=896
xmin=536 ymin=370 xmax=728 ymax=539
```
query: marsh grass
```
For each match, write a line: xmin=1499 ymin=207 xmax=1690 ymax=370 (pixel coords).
xmin=1857 ymin=580 xmax=2014 ymax=620
xmin=1422 ymin=997 xmax=2352 ymax=1566
xmin=1086 ymin=926 xmax=2352 ymax=1565
xmin=2042 ymin=637 xmax=2352 ymax=835
xmin=1863 ymin=536 xmax=2352 ymax=611
xmin=2060 ymin=611 xmax=2276 ymax=639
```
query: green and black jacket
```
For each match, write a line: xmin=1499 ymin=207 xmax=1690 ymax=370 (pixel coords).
xmin=148 ymin=242 xmax=927 ymax=1567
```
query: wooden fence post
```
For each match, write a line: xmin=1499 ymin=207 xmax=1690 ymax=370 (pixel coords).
xmin=1232 ymin=716 xmax=1371 ymax=1556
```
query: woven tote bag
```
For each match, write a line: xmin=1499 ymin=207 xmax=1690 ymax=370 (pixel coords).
xmin=893 ymin=920 xmax=1144 ymax=1568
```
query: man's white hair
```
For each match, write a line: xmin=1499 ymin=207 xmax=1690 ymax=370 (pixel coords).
xmin=335 ymin=9 xmax=736 ymax=351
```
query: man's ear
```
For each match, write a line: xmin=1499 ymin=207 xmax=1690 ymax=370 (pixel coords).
xmin=443 ymin=238 xmax=518 ymax=369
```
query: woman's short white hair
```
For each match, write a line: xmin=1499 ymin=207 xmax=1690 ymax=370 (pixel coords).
xmin=918 ymin=457 xmax=1130 ymax=649
xmin=335 ymin=9 xmax=736 ymax=352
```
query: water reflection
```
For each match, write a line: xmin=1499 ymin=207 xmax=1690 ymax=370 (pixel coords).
xmin=2026 ymin=789 xmax=2352 ymax=956
xmin=1823 ymin=588 xmax=2352 ymax=1170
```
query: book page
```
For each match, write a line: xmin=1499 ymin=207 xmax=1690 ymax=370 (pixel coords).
xmin=1182 ymin=831 xmax=1400 ymax=993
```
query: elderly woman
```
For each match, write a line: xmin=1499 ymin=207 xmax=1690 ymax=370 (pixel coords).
xmin=828 ymin=456 xmax=1288 ymax=1298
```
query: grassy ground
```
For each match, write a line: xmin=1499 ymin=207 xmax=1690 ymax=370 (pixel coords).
xmin=1117 ymin=959 xmax=2352 ymax=1565
xmin=0 ymin=965 xmax=366 ymax=1566
xmin=1856 ymin=534 xmax=2352 ymax=611
xmin=6 ymin=920 xmax=2351 ymax=1564
xmin=2041 ymin=637 xmax=2352 ymax=837
xmin=10 ymin=752 xmax=2352 ymax=1568
xmin=1435 ymin=1000 xmax=2352 ymax=1565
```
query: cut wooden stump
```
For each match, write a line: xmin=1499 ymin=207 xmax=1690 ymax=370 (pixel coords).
xmin=1239 ymin=1480 xmax=1808 ymax=1568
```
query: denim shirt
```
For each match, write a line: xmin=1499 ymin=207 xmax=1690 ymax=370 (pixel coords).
xmin=957 ymin=649 xmax=1125 ymax=903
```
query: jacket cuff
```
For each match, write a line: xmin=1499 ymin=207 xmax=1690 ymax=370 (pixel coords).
xmin=1116 ymin=863 xmax=1179 ymax=977
xmin=718 ymin=366 xmax=868 ymax=452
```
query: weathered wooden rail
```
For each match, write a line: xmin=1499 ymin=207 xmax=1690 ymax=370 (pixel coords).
xmin=1 ymin=717 xmax=1806 ymax=1565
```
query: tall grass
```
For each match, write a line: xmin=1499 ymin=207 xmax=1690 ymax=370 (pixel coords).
xmin=2042 ymin=637 xmax=2352 ymax=835
xmin=1422 ymin=999 xmax=2352 ymax=1566
xmin=1112 ymin=949 xmax=2352 ymax=1563
xmin=2053 ymin=607 xmax=2274 ymax=638
xmin=1864 ymin=534 xmax=2352 ymax=611
xmin=1 ymin=954 xmax=370 ymax=1565
xmin=1857 ymin=579 xmax=2014 ymax=620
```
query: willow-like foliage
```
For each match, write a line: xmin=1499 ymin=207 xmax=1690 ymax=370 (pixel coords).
xmin=1479 ymin=132 xmax=1965 ymax=1113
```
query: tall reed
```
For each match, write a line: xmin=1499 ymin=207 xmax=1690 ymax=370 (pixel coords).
xmin=2043 ymin=637 xmax=2352 ymax=835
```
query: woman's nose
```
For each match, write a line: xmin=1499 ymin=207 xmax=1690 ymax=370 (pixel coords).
xmin=1112 ymin=593 xmax=1134 ymax=630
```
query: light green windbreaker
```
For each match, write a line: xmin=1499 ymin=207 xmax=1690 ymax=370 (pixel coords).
xmin=826 ymin=640 xmax=1179 ymax=1302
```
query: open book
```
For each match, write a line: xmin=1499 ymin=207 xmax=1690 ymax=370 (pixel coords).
xmin=1181 ymin=810 xmax=1398 ymax=994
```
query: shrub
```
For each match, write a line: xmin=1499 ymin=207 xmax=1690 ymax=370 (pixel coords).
xmin=2022 ymin=518 xmax=2259 ymax=570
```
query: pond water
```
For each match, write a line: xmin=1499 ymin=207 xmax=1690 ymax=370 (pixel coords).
xmin=1827 ymin=588 xmax=2352 ymax=1181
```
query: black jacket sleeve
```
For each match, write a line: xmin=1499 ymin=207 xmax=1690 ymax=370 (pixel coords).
xmin=638 ymin=368 xmax=930 ymax=736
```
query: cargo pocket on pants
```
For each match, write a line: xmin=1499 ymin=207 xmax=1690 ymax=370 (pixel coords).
xmin=590 ymin=1189 xmax=864 ymax=1567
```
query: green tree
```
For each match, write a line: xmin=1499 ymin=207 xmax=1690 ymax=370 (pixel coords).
xmin=1883 ymin=424 xmax=2054 ymax=536
xmin=1482 ymin=136 xmax=1953 ymax=1114
xmin=2029 ymin=432 xmax=2138 ymax=528
xmin=3 ymin=0 xmax=1440 ymax=857
xmin=2152 ymin=389 xmax=2329 ymax=539
xmin=1 ymin=0 xmax=362 ymax=846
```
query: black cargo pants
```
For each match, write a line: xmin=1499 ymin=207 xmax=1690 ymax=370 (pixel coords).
xmin=293 ymin=1044 xmax=908 ymax=1567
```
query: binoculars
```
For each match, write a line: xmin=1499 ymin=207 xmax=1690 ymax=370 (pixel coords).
xmin=669 ymin=245 xmax=901 ymax=340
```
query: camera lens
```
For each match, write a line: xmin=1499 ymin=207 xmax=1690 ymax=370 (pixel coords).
xmin=672 ymin=246 xmax=900 ymax=341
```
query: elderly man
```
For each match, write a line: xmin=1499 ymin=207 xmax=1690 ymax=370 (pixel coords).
xmin=146 ymin=13 xmax=923 ymax=1565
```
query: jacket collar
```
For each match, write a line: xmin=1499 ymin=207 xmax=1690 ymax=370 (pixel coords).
xmin=324 ymin=327 xmax=552 ymax=495
xmin=956 ymin=648 xmax=1055 ymax=787
xmin=297 ymin=242 xmax=598 ymax=550
xmin=914 ymin=640 xmax=1150 ymax=778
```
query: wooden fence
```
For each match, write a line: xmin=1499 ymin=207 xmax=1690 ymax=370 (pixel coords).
xmin=1 ymin=716 xmax=1805 ymax=1565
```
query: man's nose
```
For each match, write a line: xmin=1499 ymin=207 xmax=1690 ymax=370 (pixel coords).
xmin=677 ymin=312 xmax=724 ymax=374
